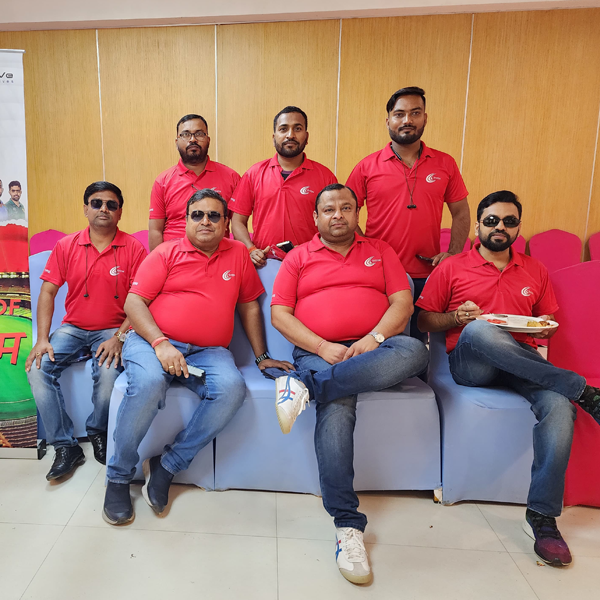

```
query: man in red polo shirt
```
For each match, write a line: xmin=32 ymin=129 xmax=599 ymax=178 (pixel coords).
xmin=104 ymin=188 xmax=293 ymax=526
xmin=230 ymin=106 xmax=337 ymax=266
xmin=26 ymin=181 xmax=146 ymax=481
xmin=149 ymin=113 xmax=240 ymax=251
xmin=346 ymin=86 xmax=470 ymax=340
xmin=270 ymin=184 xmax=429 ymax=584
xmin=417 ymin=190 xmax=600 ymax=568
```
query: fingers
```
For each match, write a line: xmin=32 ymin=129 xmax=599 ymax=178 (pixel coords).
xmin=97 ymin=346 xmax=108 ymax=367
xmin=180 ymin=357 xmax=189 ymax=378
xmin=343 ymin=346 xmax=356 ymax=361
xmin=47 ymin=346 xmax=55 ymax=363
xmin=25 ymin=353 xmax=34 ymax=372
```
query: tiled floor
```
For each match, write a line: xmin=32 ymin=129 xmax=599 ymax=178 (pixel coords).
xmin=1 ymin=443 xmax=598 ymax=600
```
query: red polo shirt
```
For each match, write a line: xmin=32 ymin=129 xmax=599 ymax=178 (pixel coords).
xmin=150 ymin=157 xmax=240 ymax=241
xmin=41 ymin=228 xmax=147 ymax=330
xmin=416 ymin=244 xmax=559 ymax=353
xmin=229 ymin=154 xmax=337 ymax=252
xmin=272 ymin=233 xmax=410 ymax=342
xmin=130 ymin=237 xmax=264 ymax=348
xmin=346 ymin=142 xmax=468 ymax=279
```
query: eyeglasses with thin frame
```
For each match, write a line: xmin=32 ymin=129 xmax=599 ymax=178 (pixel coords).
xmin=178 ymin=130 xmax=208 ymax=141
xmin=88 ymin=198 xmax=120 ymax=211
xmin=188 ymin=210 xmax=224 ymax=223
xmin=480 ymin=215 xmax=521 ymax=228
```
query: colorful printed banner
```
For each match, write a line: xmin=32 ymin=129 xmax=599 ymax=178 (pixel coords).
xmin=0 ymin=49 xmax=37 ymax=451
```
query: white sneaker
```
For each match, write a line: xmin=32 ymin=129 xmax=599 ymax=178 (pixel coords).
xmin=335 ymin=527 xmax=372 ymax=584
xmin=275 ymin=375 xmax=310 ymax=434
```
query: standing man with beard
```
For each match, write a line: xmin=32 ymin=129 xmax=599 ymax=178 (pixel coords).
xmin=416 ymin=190 xmax=600 ymax=567
xmin=346 ymin=87 xmax=470 ymax=340
xmin=148 ymin=114 xmax=240 ymax=251
xmin=230 ymin=106 xmax=337 ymax=266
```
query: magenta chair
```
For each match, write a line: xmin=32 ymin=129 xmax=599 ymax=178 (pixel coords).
xmin=29 ymin=229 xmax=66 ymax=254
xmin=529 ymin=229 xmax=581 ymax=273
xmin=440 ymin=228 xmax=471 ymax=253
xmin=589 ymin=231 xmax=600 ymax=261
xmin=512 ymin=235 xmax=526 ymax=254
xmin=132 ymin=230 xmax=150 ymax=253
xmin=547 ymin=261 xmax=600 ymax=507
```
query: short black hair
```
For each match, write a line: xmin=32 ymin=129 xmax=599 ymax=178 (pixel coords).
xmin=177 ymin=114 xmax=208 ymax=134
xmin=386 ymin=87 xmax=426 ymax=114
xmin=314 ymin=183 xmax=358 ymax=213
xmin=477 ymin=190 xmax=522 ymax=221
xmin=83 ymin=181 xmax=124 ymax=208
xmin=8 ymin=180 xmax=21 ymax=189
xmin=273 ymin=106 xmax=308 ymax=132
xmin=186 ymin=188 xmax=228 ymax=217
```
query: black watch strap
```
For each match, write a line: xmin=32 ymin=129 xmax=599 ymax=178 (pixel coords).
xmin=255 ymin=352 xmax=270 ymax=365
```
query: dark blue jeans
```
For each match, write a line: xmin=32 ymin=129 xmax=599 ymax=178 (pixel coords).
xmin=449 ymin=320 xmax=583 ymax=517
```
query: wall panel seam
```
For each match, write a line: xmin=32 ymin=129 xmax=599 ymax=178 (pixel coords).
xmin=95 ymin=29 xmax=106 ymax=179
xmin=459 ymin=13 xmax=474 ymax=173
xmin=214 ymin=24 xmax=219 ymax=162
xmin=334 ymin=18 xmax=342 ymax=176
xmin=583 ymin=97 xmax=600 ymax=256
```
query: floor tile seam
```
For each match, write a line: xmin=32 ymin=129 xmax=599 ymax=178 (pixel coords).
xmin=475 ymin=502 xmax=513 ymax=553
xmin=63 ymin=470 xmax=104 ymax=528
xmin=506 ymin=550 xmax=543 ymax=600
xmin=0 ymin=519 xmax=68 ymax=526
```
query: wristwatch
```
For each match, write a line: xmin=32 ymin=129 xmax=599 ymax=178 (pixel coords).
xmin=369 ymin=331 xmax=385 ymax=344
xmin=255 ymin=352 xmax=271 ymax=366
xmin=114 ymin=330 xmax=127 ymax=343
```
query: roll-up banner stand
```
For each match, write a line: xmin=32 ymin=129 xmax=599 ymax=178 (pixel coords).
xmin=0 ymin=49 xmax=44 ymax=459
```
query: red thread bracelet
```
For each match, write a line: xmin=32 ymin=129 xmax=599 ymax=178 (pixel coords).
xmin=151 ymin=336 xmax=168 ymax=349
xmin=316 ymin=339 xmax=326 ymax=355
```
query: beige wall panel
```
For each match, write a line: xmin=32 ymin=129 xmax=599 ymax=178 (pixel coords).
xmin=463 ymin=9 xmax=600 ymax=243
xmin=98 ymin=26 xmax=216 ymax=235
xmin=337 ymin=14 xmax=472 ymax=230
xmin=217 ymin=21 xmax=339 ymax=177
xmin=0 ymin=30 xmax=103 ymax=237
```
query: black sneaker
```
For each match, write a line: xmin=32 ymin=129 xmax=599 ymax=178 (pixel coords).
xmin=103 ymin=482 xmax=134 ymax=526
xmin=522 ymin=508 xmax=572 ymax=566
xmin=141 ymin=456 xmax=173 ymax=515
xmin=46 ymin=445 xmax=85 ymax=481
xmin=576 ymin=385 xmax=600 ymax=425
xmin=88 ymin=432 xmax=107 ymax=465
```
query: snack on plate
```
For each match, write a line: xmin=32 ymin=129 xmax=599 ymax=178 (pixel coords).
xmin=527 ymin=320 xmax=550 ymax=328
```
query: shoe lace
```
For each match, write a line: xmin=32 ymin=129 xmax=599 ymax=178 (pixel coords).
xmin=341 ymin=528 xmax=367 ymax=562
xmin=530 ymin=513 xmax=561 ymax=539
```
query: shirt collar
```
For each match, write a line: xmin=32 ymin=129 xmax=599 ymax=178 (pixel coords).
xmin=78 ymin=227 xmax=127 ymax=247
xmin=468 ymin=242 xmax=523 ymax=268
xmin=268 ymin=153 xmax=312 ymax=171
xmin=177 ymin=156 xmax=214 ymax=176
xmin=179 ymin=234 xmax=233 ymax=255
xmin=307 ymin=231 xmax=366 ymax=253
xmin=382 ymin=141 xmax=435 ymax=162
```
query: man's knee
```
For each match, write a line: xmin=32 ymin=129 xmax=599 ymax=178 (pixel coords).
xmin=459 ymin=319 xmax=508 ymax=347
xmin=535 ymin=394 xmax=577 ymax=425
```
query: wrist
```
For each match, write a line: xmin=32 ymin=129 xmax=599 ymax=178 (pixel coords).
xmin=151 ymin=336 xmax=169 ymax=349
xmin=316 ymin=339 xmax=326 ymax=355
xmin=453 ymin=310 xmax=463 ymax=326
xmin=255 ymin=352 xmax=270 ymax=366
xmin=248 ymin=245 xmax=258 ymax=253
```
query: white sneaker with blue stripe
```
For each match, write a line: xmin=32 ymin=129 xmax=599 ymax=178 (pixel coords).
xmin=335 ymin=527 xmax=372 ymax=584
xmin=275 ymin=375 xmax=309 ymax=434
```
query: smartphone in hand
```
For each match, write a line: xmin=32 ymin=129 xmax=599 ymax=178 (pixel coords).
xmin=416 ymin=254 xmax=434 ymax=263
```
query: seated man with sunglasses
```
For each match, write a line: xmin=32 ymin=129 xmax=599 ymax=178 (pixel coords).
xmin=416 ymin=190 xmax=600 ymax=568
xmin=26 ymin=181 xmax=147 ymax=481
xmin=104 ymin=188 xmax=293 ymax=525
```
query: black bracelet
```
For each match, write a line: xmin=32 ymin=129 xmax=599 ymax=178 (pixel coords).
xmin=255 ymin=352 xmax=270 ymax=365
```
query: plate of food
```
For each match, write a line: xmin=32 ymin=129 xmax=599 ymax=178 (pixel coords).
xmin=475 ymin=314 xmax=559 ymax=333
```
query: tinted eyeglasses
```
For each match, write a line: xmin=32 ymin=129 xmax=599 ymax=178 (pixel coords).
xmin=88 ymin=199 xmax=120 ymax=211
xmin=480 ymin=215 xmax=521 ymax=228
xmin=189 ymin=210 xmax=224 ymax=223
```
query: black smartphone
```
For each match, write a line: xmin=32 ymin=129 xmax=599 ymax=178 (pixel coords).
xmin=276 ymin=241 xmax=294 ymax=253
xmin=416 ymin=254 xmax=434 ymax=263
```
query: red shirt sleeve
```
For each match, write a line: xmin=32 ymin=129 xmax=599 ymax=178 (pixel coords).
xmin=129 ymin=248 xmax=168 ymax=302
xmin=40 ymin=242 xmax=67 ymax=287
xmin=346 ymin=162 xmax=367 ymax=208
xmin=532 ymin=267 xmax=559 ymax=317
xmin=271 ymin=251 xmax=300 ymax=308
xmin=444 ymin=157 xmax=469 ymax=204
xmin=229 ymin=170 xmax=255 ymax=217
xmin=380 ymin=243 xmax=411 ymax=296
xmin=129 ymin=243 xmax=148 ymax=288
xmin=150 ymin=177 xmax=166 ymax=220
xmin=415 ymin=263 xmax=452 ymax=313
xmin=237 ymin=252 xmax=265 ymax=303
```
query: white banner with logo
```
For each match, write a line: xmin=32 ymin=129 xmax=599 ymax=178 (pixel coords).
xmin=0 ymin=49 xmax=37 ymax=453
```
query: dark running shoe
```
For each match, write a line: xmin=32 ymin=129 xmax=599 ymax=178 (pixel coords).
xmin=142 ymin=456 xmax=173 ymax=515
xmin=522 ymin=508 xmax=572 ymax=566
xmin=576 ymin=385 xmax=600 ymax=425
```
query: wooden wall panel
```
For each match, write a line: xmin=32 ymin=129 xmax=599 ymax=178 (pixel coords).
xmin=586 ymin=139 xmax=600 ymax=256
xmin=217 ymin=21 xmax=339 ymax=177
xmin=463 ymin=9 xmax=600 ymax=243
xmin=0 ymin=30 xmax=103 ymax=236
xmin=98 ymin=26 xmax=216 ymax=235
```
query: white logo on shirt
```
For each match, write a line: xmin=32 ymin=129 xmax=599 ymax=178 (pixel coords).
xmin=44 ymin=268 xmax=51 ymax=273
xmin=426 ymin=173 xmax=441 ymax=183
xmin=110 ymin=266 xmax=125 ymax=276
xmin=300 ymin=186 xmax=313 ymax=195
xmin=364 ymin=256 xmax=381 ymax=267
xmin=223 ymin=270 xmax=235 ymax=281
xmin=132 ymin=282 xmax=139 ymax=286
xmin=230 ymin=197 xmax=236 ymax=202
xmin=149 ymin=208 xmax=154 ymax=212
xmin=211 ymin=187 xmax=222 ymax=193
xmin=521 ymin=287 xmax=532 ymax=297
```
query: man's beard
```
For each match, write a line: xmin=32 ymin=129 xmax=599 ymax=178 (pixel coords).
xmin=388 ymin=125 xmax=425 ymax=146
xmin=275 ymin=139 xmax=306 ymax=158
xmin=479 ymin=230 xmax=515 ymax=252
xmin=179 ymin=143 xmax=208 ymax=165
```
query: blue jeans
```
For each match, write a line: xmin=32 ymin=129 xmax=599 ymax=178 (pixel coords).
xmin=449 ymin=320 xmax=583 ymax=517
xmin=106 ymin=332 xmax=246 ymax=483
xmin=292 ymin=334 xmax=429 ymax=531
xmin=27 ymin=323 xmax=122 ymax=449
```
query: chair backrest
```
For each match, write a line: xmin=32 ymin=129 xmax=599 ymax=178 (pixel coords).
xmin=29 ymin=229 xmax=66 ymax=255
xmin=529 ymin=229 xmax=582 ymax=273
xmin=589 ymin=231 xmax=600 ymax=261
xmin=547 ymin=261 xmax=600 ymax=381
xmin=29 ymin=251 xmax=68 ymax=342
xmin=440 ymin=228 xmax=471 ymax=253
xmin=132 ymin=230 xmax=150 ymax=253
xmin=512 ymin=235 xmax=526 ymax=254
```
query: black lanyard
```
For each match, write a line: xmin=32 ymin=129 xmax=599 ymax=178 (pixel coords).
xmin=391 ymin=144 xmax=422 ymax=209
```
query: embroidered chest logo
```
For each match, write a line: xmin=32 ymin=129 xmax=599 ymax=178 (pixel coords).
xmin=222 ymin=270 xmax=235 ymax=281
xmin=300 ymin=186 xmax=313 ymax=195
xmin=364 ymin=256 xmax=381 ymax=267
xmin=110 ymin=266 xmax=125 ymax=276
xmin=521 ymin=287 xmax=532 ymax=297
xmin=425 ymin=173 xmax=441 ymax=183
xmin=211 ymin=186 xmax=222 ymax=194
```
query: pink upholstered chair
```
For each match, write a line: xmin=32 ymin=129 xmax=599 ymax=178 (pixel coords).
xmin=589 ymin=231 xmax=600 ymax=261
xmin=439 ymin=228 xmax=471 ymax=253
xmin=132 ymin=230 xmax=150 ymax=253
xmin=547 ymin=261 xmax=600 ymax=507
xmin=529 ymin=229 xmax=581 ymax=273
xmin=29 ymin=229 xmax=66 ymax=255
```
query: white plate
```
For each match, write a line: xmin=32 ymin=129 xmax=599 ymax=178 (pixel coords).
xmin=475 ymin=314 xmax=559 ymax=333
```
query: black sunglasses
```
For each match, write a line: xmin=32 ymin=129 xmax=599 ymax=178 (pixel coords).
xmin=189 ymin=210 xmax=224 ymax=223
xmin=480 ymin=215 xmax=521 ymax=228
xmin=88 ymin=198 xmax=120 ymax=211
